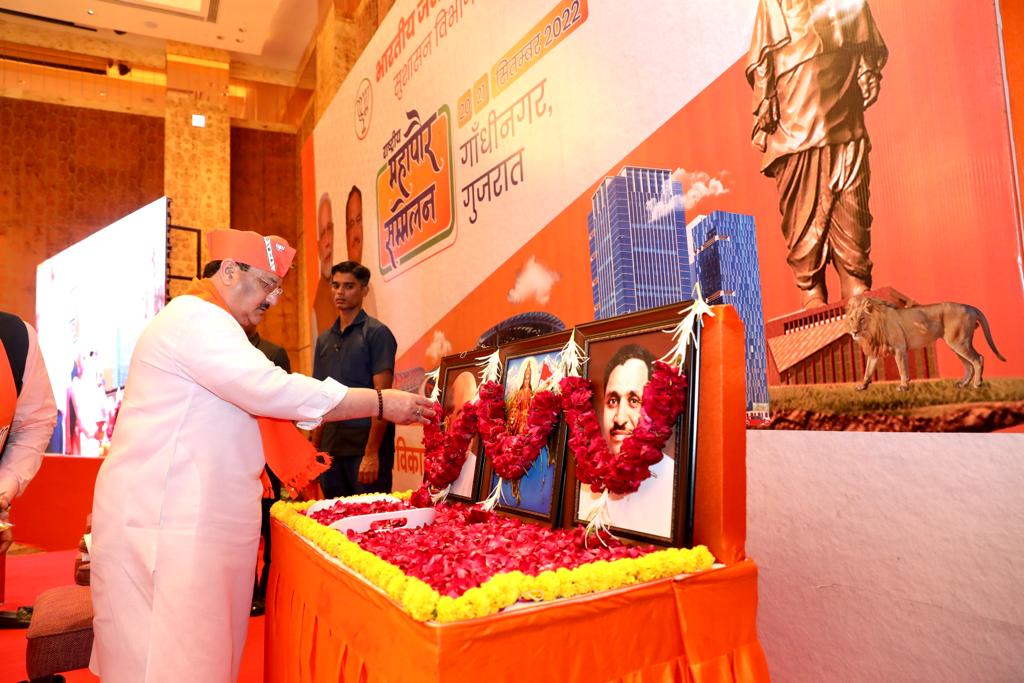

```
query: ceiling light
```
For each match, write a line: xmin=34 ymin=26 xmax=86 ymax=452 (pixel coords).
xmin=99 ymin=91 xmax=106 ymax=96
xmin=87 ymin=9 xmax=95 ymax=15
xmin=191 ymin=114 xmax=206 ymax=128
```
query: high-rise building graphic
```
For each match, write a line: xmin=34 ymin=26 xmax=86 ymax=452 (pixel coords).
xmin=689 ymin=211 xmax=770 ymax=420
xmin=587 ymin=167 xmax=769 ymax=420
xmin=587 ymin=167 xmax=694 ymax=319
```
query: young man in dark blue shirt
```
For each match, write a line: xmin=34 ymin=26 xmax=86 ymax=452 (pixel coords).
xmin=313 ymin=261 xmax=397 ymax=497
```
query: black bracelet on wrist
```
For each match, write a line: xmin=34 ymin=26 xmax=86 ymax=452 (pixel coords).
xmin=375 ymin=388 xmax=384 ymax=420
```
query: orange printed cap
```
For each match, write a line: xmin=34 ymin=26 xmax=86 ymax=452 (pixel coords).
xmin=208 ymin=230 xmax=296 ymax=278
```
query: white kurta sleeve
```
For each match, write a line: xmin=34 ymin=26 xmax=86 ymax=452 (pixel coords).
xmin=0 ymin=322 xmax=58 ymax=499
xmin=172 ymin=301 xmax=347 ymax=422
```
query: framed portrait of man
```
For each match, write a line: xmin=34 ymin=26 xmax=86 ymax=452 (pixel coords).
xmin=480 ymin=331 xmax=571 ymax=526
xmin=436 ymin=347 xmax=495 ymax=503
xmin=564 ymin=303 xmax=700 ymax=546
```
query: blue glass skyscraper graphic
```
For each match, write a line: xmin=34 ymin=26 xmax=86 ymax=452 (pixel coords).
xmin=689 ymin=212 xmax=770 ymax=419
xmin=587 ymin=167 xmax=693 ymax=319
xmin=587 ymin=166 xmax=769 ymax=420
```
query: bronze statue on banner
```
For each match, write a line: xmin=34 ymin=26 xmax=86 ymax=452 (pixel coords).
xmin=746 ymin=0 xmax=888 ymax=309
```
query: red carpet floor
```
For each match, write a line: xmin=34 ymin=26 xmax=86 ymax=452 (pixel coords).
xmin=1 ymin=549 xmax=265 ymax=682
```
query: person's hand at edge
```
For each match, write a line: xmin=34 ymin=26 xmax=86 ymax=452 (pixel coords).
xmin=358 ymin=452 xmax=379 ymax=484
xmin=381 ymin=390 xmax=436 ymax=425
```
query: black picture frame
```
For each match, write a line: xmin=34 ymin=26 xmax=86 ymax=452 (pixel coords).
xmin=166 ymin=224 xmax=202 ymax=301
xmin=435 ymin=346 xmax=496 ymax=504
xmin=562 ymin=302 xmax=700 ymax=547
xmin=478 ymin=330 xmax=572 ymax=527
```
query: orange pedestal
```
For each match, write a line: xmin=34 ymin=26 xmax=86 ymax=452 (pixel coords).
xmin=265 ymin=304 xmax=763 ymax=681
xmin=8 ymin=455 xmax=101 ymax=551
xmin=265 ymin=521 xmax=769 ymax=682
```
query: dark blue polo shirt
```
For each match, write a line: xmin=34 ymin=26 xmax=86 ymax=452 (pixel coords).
xmin=313 ymin=310 xmax=397 ymax=458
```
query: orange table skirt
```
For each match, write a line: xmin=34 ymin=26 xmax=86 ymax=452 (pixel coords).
xmin=265 ymin=520 xmax=770 ymax=682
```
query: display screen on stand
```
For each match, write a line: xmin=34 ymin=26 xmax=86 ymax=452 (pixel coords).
xmin=35 ymin=197 xmax=168 ymax=456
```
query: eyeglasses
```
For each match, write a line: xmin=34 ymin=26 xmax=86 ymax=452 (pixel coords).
xmin=237 ymin=263 xmax=283 ymax=298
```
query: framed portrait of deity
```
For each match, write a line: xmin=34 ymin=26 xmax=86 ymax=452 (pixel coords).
xmin=436 ymin=347 xmax=495 ymax=504
xmin=564 ymin=302 xmax=700 ymax=546
xmin=479 ymin=330 xmax=572 ymax=526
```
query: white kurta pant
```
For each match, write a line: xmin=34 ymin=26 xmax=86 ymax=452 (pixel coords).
xmin=90 ymin=296 xmax=347 ymax=683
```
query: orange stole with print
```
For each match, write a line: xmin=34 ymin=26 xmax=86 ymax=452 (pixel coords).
xmin=183 ymin=278 xmax=331 ymax=491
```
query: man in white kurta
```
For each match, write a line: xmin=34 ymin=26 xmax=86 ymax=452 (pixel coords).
xmin=0 ymin=312 xmax=58 ymax=554
xmin=90 ymin=230 xmax=432 ymax=683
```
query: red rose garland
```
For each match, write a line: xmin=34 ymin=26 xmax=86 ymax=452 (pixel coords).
xmin=476 ymin=381 xmax=562 ymax=480
xmin=409 ymin=485 xmax=434 ymax=508
xmin=421 ymin=400 xmax=479 ymax=491
xmin=560 ymin=361 xmax=688 ymax=495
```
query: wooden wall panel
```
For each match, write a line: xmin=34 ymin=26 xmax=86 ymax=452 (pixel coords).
xmin=0 ymin=97 xmax=164 ymax=322
xmin=231 ymin=127 xmax=302 ymax=362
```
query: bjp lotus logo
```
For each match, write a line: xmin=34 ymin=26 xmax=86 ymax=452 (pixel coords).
xmin=355 ymin=78 xmax=372 ymax=141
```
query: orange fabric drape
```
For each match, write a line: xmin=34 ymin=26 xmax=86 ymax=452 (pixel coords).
xmin=673 ymin=562 xmax=770 ymax=682
xmin=694 ymin=305 xmax=748 ymax=565
xmin=265 ymin=520 xmax=770 ymax=683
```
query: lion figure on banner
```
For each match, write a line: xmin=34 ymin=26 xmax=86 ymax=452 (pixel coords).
xmin=845 ymin=295 xmax=1006 ymax=391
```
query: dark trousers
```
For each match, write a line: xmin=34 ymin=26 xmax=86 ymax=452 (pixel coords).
xmin=319 ymin=450 xmax=394 ymax=498
xmin=254 ymin=466 xmax=281 ymax=601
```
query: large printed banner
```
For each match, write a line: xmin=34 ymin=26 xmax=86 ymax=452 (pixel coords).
xmin=307 ymin=0 xmax=1024 ymax=488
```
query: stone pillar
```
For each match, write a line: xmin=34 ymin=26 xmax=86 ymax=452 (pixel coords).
xmin=163 ymin=41 xmax=231 ymax=271
xmin=314 ymin=0 xmax=389 ymax=122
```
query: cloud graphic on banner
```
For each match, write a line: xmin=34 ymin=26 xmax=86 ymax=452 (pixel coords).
xmin=425 ymin=330 xmax=452 ymax=364
xmin=811 ymin=0 xmax=866 ymax=24
xmin=646 ymin=168 xmax=729 ymax=220
xmin=508 ymin=256 xmax=561 ymax=305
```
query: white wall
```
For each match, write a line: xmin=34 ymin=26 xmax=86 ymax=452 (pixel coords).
xmin=748 ymin=431 xmax=1024 ymax=682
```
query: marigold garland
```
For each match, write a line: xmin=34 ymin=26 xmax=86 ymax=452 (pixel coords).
xmin=560 ymin=361 xmax=689 ymax=495
xmin=476 ymin=381 xmax=562 ymax=480
xmin=271 ymin=499 xmax=715 ymax=623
